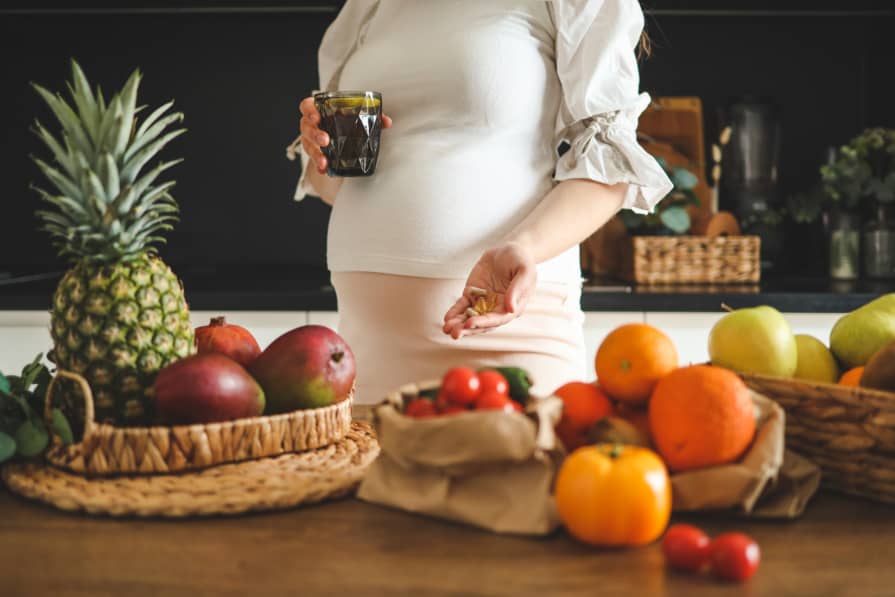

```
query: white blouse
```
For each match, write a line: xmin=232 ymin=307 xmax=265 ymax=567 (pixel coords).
xmin=288 ymin=0 xmax=672 ymax=283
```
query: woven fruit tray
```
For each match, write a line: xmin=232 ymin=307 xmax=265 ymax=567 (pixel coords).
xmin=738 ymin=371 xmax=895 ymax=505
xmin=43 ymin=370 xmax=353 ymax=476
xmin=3 ymin=422 xmax=379 ymax=518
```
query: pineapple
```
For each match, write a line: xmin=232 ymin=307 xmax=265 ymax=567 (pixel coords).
xmin=30 ymin=60 xmax=194 ymax=426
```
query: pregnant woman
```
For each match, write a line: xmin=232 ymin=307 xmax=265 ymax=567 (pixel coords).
xmin=287 ymin=0 xmax=672 ymax=404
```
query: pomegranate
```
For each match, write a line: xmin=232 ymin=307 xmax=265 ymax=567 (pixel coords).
xmin=195 ymin=316 xmax=261 ymax=367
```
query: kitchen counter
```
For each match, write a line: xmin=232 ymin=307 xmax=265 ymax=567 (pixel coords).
xmin=2 ymin=265 xmax=894 ymax=313
xmin=1 ymin=487 xmax=892 ymax=596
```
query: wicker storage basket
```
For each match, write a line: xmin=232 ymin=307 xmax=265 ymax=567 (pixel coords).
xmin=43 ymin=370 xmax=353 ymax=476
xmin=632 ymin=235 xmax=761 ymax=284
xmin=739 ymin=372 xmax=895 ymax=505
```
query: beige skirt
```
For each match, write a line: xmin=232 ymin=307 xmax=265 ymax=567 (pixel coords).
xmin=330 ymin=271 xmax=588 ymax=405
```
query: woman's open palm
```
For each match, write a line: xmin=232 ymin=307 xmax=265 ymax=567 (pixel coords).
xmin=442 ymin=242 xmax=537 ymax=339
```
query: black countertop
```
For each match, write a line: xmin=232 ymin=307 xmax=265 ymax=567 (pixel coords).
xmin=2 ymin=265 xmax=894 ymax=313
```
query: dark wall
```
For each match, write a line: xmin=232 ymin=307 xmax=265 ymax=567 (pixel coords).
xmin=2 ymin=1 xmax=893 ymax=277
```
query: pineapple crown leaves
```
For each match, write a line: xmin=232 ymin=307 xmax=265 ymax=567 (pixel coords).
xmin=29 ymin=59 xmax=187 ymax=263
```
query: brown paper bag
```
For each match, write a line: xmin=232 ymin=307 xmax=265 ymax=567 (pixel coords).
xmin=357 ymin=385 xmax=565 ymax=536
xmin=670 ymin=392 xmax=821 ymax=518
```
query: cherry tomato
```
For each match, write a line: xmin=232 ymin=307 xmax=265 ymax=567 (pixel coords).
xmin=476 ymin=369 xmax=509 ymax=397
xmin=441 ymin=367 xmax=481 ymax=405
xmin=405 ymin=398 xmax=437 ymax=419
xmin=475 ymin=391 xmax=516 ymax=412
xmin=440 ymin=403 xmax=468 ymax=415
xmin=709 ymin=532 xmax=761 ymax=582
xmin=662 ymin=524 xmax=711 ymax=573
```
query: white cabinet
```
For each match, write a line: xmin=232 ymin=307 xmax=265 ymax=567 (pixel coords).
xmin=307 ymin=311 xmax=341 ymax=331
xmin=784 ymin=313 xmax=843 ymax=345
xmin=643 ymin=312 xmax=726 ymax=367
xmin=0 ymin=311 xmax=52 ymax=374
xmin=0 ymin=309 xmax=848 ymax=378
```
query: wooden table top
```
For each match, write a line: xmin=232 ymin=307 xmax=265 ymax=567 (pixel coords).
xmin=1 ymin=487 xmax=893 ymax=597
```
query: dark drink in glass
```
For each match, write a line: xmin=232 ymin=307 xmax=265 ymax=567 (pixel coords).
xmin=314 ymin=90 xmax=382 ymax=177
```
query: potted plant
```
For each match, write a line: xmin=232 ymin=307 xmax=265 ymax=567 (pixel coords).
xmin=618 ymin=158 xmax=700 ymax=235
xmin=821 ymin=128 xmax=895 ymax=279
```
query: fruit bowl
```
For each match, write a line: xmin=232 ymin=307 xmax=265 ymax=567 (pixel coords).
xmin=42 ymin=370 xmax=354 ymax=476
xmin=736 ymin=371 xmax=895 ymax=505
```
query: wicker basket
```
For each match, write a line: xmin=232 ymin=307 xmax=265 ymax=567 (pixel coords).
xmin=739 ymin=372 xmax=895 ymax=505
xmin=632 ymin=235 xmax=761 ymax=284
xmin=43 ymin=370 xmax=353 ymax=476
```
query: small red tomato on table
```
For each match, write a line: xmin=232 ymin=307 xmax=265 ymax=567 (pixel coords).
xmin=662 ymin=524 xmax=712 ymax=573
xmin=709 ymin=532 xmax=761 ymax=582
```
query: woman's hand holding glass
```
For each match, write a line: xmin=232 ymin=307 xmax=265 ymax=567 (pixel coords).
xmin=299 ymin=96 xmax=393 ymax=175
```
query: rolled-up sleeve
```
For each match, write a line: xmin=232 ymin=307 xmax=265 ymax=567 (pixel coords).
xmin=551 ymin=0 xmax=673 ymax=213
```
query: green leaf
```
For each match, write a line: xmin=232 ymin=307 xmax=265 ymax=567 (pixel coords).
xmin=124 ymin=112 xmax=184 ymax=164
xmin=136 ymin=101 xmax=178 ymax=140
xmin=681 ymin=188 xmax=701 ymax=207
xmin=14 ymin=419 xmax=49 ymax=457
xmin=619 ymin=210 xmax=645 ymax=229
xmin=0 ymin=432 xmax=15 ymax=463
xmin=672 ymin=167 xmax=699 ymax=191
xmin=659 ymin=206 xmax=691 ymax=233
xmin=68 ymin=60 xmax=100 ymax=143
xmin=20 ymin=353 xmax=45 ymax=390
xmin=51 ymin=409 xmax=74 ymax=446
xmin=120 ymin=129 xmax=187 ymax=184
xmin=2 ymin=389 xmax=34 ymax=419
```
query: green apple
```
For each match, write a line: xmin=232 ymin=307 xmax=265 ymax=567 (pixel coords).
xmin=708 ymin=305 xmax=798 ymax=377
xmin=793 ymin=334 xmax=839 ymax=383
xmin=830 ymin=293 xmax=895 ymax=369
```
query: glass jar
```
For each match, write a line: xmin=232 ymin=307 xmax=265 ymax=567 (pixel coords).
xmin=827 ymin=210 xmax=861 ymax=280
xmin=863 ymin=204 xmax=895 ymax=279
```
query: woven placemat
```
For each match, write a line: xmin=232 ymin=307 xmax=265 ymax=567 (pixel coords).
xmin=1 ymin=422 xmax=379 ymax=518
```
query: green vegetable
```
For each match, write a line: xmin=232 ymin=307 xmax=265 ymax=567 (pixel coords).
xmin=0 ymin=354 xmax=69 ymax=461
xmin=0 ymin=432 xmax=15 ymax=463
xmin=417 ymin=387 xmax=440 ymax=401
xmin=14 ymin=419 xmax=49 ymax=457
xmin=51 ymin=408 xmax=74 ymax=446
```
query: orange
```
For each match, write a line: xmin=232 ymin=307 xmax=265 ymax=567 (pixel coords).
xmin=553 ymin=382 xmax=614 ymax=451
xmin=648 ymin=364 xmax=756 ymax=472
xmin=555 ymin=443 xmax=671 ymax=547
xmin=839 ymin=366 xmax=864 ymax=386
xmin=595 ymin=323 xmax=678 ymax=405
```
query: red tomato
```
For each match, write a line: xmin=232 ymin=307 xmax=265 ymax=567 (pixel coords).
xmin=440 ymin=403 xmax=468 ymax=415
xmin=475 ymin=391 xmax=516 ymax=413
xmin=441 ymin=367 xmax=481 ymax=405
xmin=662 ymin=524 xmax=711 ymax=573
xmin=476 ymin=370 xmax=509 ymax=397
xmin=405 ymin=399 xmax=437 ymax=419
xmin=709 ymin=532 xmax=761 ymax=582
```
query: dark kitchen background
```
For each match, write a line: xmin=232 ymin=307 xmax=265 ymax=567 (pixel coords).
xmin=1 ymin=0 xmax=893 ymax=287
